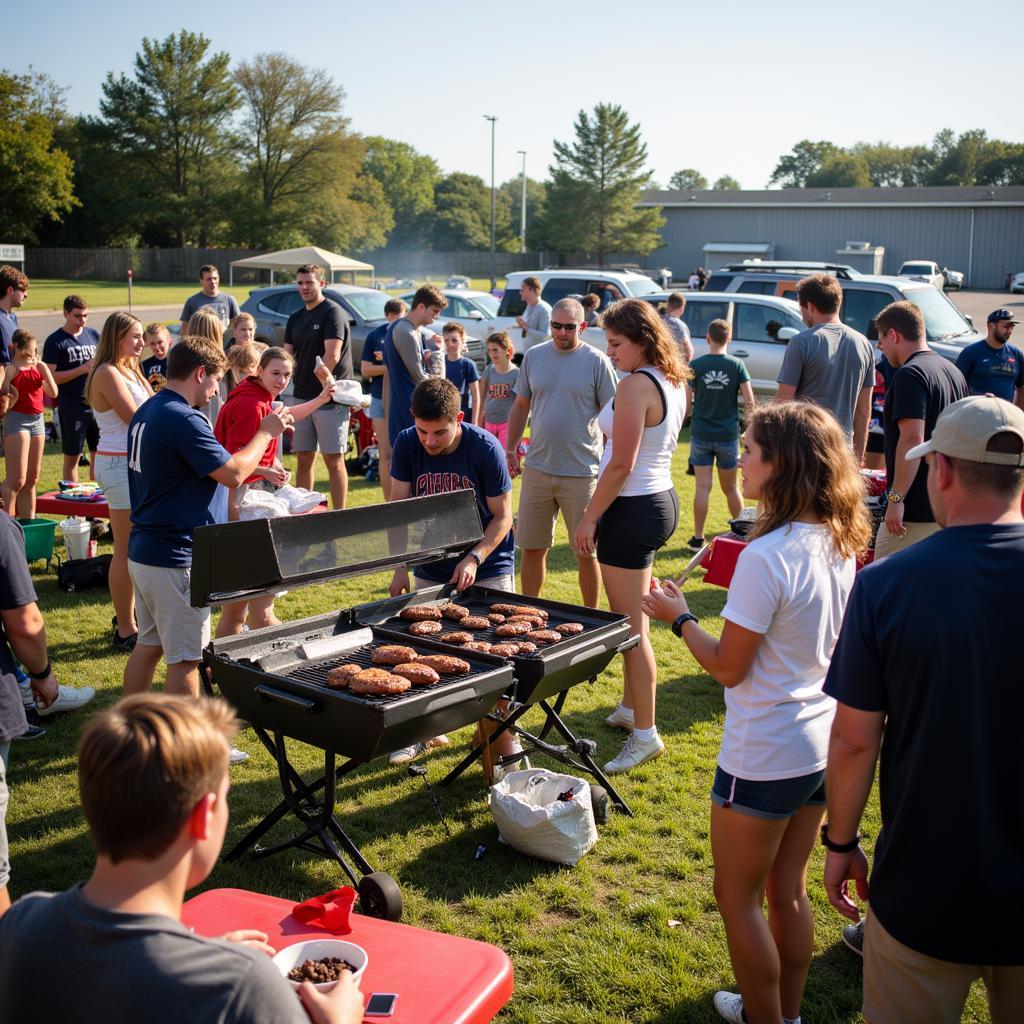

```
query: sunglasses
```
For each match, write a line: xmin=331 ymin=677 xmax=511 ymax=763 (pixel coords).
xmin=550 ymin=321 xmax=580 ymax=332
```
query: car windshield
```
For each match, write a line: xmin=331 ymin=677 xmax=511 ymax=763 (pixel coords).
xmin=497 ymin=287 xmax=526 ymax=317
xmin=338 ymin=291 xmax=390 ymax=321
xmin=900 ymin=264 xmax=933 ymax=275
xmin=906 ymin=286 xmax=974 ymax=340
xmin=625 ymin=277 xmax=662 ymax=297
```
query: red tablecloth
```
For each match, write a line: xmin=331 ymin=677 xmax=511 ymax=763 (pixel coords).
xmin=36 ymin=491 xmax=110 ymax=519
xmin=181 ymin=888 xmax=513 ymax=1024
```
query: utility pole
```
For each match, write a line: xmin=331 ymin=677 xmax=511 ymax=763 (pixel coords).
xmin=517 ymin=150 xmax=527 ymax=254
xmin=484 ymin=114 xmax=497 ymax=292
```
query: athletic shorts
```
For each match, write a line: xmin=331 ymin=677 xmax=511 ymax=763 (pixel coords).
xmin=597 ymin=488 xmax=679 ymax=570
xmin=128 ymin=561 xmax=211 ymax=664
xmin=369 ymin=396 xmax=385 ymax=420
xmin=291 ymin=402 xmax=350 ymax=455
xmin=58 ymin=404 xmax=99 ymax=457
xmin=2 ymin=411 xmax=44 ymax=438
xmin=516 ymin=466 xmax=597 ymax=553
xmin=690 ymin=435 xmax=739 ymax=469
xmin=94 ymin=454 xmax=130 ymax=510
xmin=866 ymin=429 xmax=885 ymax=455
xmin=712 ymin=766 xmax=826 ymax=820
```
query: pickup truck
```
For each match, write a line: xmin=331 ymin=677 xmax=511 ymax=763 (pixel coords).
xmin=897 ymin=260 xmax=946 ymax=291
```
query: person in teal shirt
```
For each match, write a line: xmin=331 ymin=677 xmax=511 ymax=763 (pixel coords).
xmin=687 ymin=319 xmax=756 ymax=547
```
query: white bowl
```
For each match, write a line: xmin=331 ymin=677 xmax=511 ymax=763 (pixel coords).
xmin=272 ymin=938 xmax=368 ymax=991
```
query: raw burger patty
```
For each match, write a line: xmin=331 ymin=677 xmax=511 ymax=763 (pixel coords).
xmin=409 ymin=620 xmax=443 ymax=636
xmin=392 ymin=662 xmax=440 ymax=686
xmin=325 ymin=664 xmax=361 ymax=688
xmin=416 ymin=654 xmax=471 ymax=675
xmin=398 ymin=605 xmax=442 ymax=622
xmin=371 ymin=645 xmax=418 ymax=666
xmin=349 ymin=669 xmax=412 ymax=695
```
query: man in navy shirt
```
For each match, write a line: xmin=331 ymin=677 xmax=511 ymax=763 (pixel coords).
xmin=955 ymin=307 xmax=1024 ymax=408
xmin=0 ymin=266 xmax=28 ymax=367
xmin=123 ymin=336 xmax=291 ymax=702
xmin=360 ymin=297 xmax=406 ymax=500
xmin=822 ymin=395 xmax=1024 ymax=1024
xmin=43 ymin=295 xmax=100 ymax=482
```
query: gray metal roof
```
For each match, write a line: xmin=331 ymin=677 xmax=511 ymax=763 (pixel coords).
xmin=642 ymin=186 xmax=1024 ymax=207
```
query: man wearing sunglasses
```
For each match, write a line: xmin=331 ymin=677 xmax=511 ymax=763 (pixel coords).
xmin=504 ymin=298 xmax=617 ymax=606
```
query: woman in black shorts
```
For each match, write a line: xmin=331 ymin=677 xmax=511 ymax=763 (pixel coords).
xmin=573 ymin=299 xmax=690 ymax=774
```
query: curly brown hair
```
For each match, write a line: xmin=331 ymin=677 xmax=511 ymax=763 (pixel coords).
xmin=599 ymin=298 xmax=691 ymax=386
xmin=746 ymin=402 xmax=871 ymax=560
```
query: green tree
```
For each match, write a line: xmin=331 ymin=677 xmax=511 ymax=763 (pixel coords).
xmin=98 ymin=31 xmax=239 ymax=245
xmin=978 ymin=143 xmax=1024 ymax=186
xmin=541 ymin=103 xmax=663 ymax=265
xmin=668 ymin=168 xmax=708 ymax=190
xmin=768 ymin=140 xmax=841 ymax=187
xmin=498 ymin=175 xmax=546 ymax=250
xmin=806 ymin=152 xmax=872 ymax=188
xmin=431 ymin=172 xmax=511 ymax=250
xmin=712 ymin=175 xmax=741 ymax=190
xmin=362 ymin=136 xmax=440 ymax=248
xmin=0 ymin=70 xmax=77 ymax=241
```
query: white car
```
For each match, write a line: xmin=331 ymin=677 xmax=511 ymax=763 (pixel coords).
xmin=897 ymin=260 xmax=945 ymax=291
xmin=941 ymin=266 xmax=964 ymax=290
xmin=399 ymin=288 xmax=499 ymax=340
xmin=1010 ymin=272 xmax=1024 ymax=294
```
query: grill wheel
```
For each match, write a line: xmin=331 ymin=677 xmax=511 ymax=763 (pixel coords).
xmin=358 ymin=871 xmax=403 ymax=921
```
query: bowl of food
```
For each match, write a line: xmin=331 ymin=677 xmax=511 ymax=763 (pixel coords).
xmin=272 ymin=939 xmax=368 ymax=991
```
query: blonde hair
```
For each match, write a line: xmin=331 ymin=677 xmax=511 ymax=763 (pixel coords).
xmin=144 ymin=322 xmax=170 ymax=341
xmin=186 ymin=309 xmax=224 ymax=348
xmin=86 ymin=311 xmax=146 ymax=405
xmin=231 ymin=311 xmax=255 ymax=330
xmin=77 ymin=695 xmax=237 ymax=863
xmin=747 ymin=402 xmax=871 ymax=560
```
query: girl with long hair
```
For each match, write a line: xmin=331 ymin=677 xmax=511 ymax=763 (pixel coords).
xmin=86 ymin=312 xmax=154 ymax=650
xmin=572 ymin=298 xmax=690 ymax=774
xmin=186 ymin=310 xmax=226 ymax=423
xmin=642 ymin=402 xmax=871 ymax=1024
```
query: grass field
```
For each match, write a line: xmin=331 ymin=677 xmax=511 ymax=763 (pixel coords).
xmin=5 ymin=434 xmax=991 ymax=1023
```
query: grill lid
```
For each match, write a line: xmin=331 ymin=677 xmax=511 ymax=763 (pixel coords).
xmin=190 ymin=490 xmax=484 ymax=607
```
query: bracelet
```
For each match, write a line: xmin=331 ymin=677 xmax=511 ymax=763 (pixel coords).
xmin=820 ymin=823 xmax=861 ymax=853
xmin=467 ymin=550 xmax=483 ymax=566
xmin=27 ymin=661 xmax=52 ymax=681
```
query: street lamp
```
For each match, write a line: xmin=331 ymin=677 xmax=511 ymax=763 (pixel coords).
xmin=484 ymin=114 xmax=497 ymax=292
xmin=517 ymin=150 xmax=527 ymax=254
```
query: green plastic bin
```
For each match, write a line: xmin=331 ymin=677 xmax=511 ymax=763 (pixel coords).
xmin=16 ymin=517 xmax=57 ymax=567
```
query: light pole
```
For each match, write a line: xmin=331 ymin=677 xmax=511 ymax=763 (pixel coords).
xmin=517 ymin=150 xmax=527 ymax=254
xmin=484 ymin=114 xmax=497 ymax=292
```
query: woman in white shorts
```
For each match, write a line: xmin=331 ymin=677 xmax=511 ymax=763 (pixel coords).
xmin=86 ymin=312 xmax=153 ymax=650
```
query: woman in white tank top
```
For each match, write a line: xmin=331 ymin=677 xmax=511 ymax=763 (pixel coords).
xmin=573 ymin=299 xmax=691 ymax=775
xmin=85 ymin=312 xmax=154 ymax=650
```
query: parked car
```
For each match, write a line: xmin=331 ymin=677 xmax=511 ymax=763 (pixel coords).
xmin=485 ymin=268 xmax=663 ymax=356
xmin=941 ymin=266 xmax=964 ymax=290
xmin=1010 ymin=272 xmax=1024 ymax=294
xmin=581 ymin=291 xmax=805 ymax=395
xmin=398 ymin=288 xmax=496 ymax=370
xmin=703 ymin=263 xmax=982 ymax=363
xmin=239 ymin=284 xmax=392 ymax=379
xmin=445 ymin=275 xmax=472 ymax=289
xmin=896 ymin=260 xmax=946 ymax=291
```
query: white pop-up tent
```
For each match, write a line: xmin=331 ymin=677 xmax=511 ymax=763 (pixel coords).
xmin=229 ymin=246 xmax=374 ymax=286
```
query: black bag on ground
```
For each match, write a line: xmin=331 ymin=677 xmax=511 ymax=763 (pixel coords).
xmin=57 ymin=554 xmax=112 ymax=592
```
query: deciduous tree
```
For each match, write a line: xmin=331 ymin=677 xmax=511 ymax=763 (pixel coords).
xmin=668 ymin=168 xmax=708 ymax=190
xmin=712 ymin=175 xmax=741 ymax=191
xmin=362 ymin=136 xmax=440 ymax=247
xmin=768 ymin=140 xmax=841 ymax=188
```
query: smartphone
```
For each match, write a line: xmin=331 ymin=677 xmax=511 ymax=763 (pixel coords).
xmin=365 ymin=992 xmax=399 ymax=1017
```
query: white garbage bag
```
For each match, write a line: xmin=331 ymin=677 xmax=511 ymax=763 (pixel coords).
xmin=238 ymin=490 xmax=291 ymax=520
xmin=488 ymin=768 xmax=598 ymax=866
xmin=275 ymin=485 xmax=327 ymax=514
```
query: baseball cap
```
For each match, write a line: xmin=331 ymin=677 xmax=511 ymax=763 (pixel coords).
xmin=987 ymin=308 xmax=1019 ymax=324
xmin=906 ymin=395 xmax=1024 ymax=466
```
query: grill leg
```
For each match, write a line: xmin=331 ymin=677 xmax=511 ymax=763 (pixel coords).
xmin=438 ymin=704 xmax=530 ymax=788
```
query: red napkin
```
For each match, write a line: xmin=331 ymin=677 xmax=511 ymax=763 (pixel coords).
xmin=292 ymin=886 xmax=357 ymax=933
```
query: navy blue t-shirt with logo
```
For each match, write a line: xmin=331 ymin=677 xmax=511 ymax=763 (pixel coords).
xmin=127 ymin=390 xmax=231 ymax=568
xmin=363 ymin=322 xmax=388 ymax=401
xmin=390 ymin=423 xmax=513 ymax=583
xmin=955 ymin=340 xmax=1024 ymax=403
xmin=43 ymin=326 xmax=99 ymax=407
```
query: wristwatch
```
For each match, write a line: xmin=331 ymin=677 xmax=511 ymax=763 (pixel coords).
xmin=820 ymin=823 xmax=861 ymax=853
xmin=671 ymin=612 xmax=698 ymax=638
xmin=886 ymin=490 xmax=904 ymax=504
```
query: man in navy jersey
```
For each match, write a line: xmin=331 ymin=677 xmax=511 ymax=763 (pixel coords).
xmin=123 ymin=337 xmax=291 ymax=705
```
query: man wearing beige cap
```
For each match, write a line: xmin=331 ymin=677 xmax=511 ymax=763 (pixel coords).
xmin=821 ymin=395 xmax=1024 ymax=1024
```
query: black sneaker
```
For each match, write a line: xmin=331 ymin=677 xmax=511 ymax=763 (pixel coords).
xmin=842 ymin=919 xmax=865 ymax=957
xmin=14 ymin=722 xmax=46 ymax=741
xmin=112 ymin=616 xmax=138 ymax=652
xmin=687 ymin=535 xmax=705 ymax=549
xmin=78 ymin=454 xmax=90 ymax=468
xmin=686 ymin=462 xmax=695 ymax=476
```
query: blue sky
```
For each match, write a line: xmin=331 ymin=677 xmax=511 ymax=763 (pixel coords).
xmin=14 ymin=0 xmax=1021 ymax=190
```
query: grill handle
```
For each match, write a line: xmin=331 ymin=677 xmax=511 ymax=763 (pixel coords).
xmin=254 ymin=684 xmax=320 ymax=715
xmin=616 ymin=635 xmax=641 ymax=654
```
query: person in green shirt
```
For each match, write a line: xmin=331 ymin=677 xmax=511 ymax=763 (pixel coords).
xmin=687 ymin=319 xmax=756 ymax=547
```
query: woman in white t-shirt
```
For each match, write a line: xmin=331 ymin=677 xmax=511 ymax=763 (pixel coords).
xmin=642 ymin=402 xmax=870 ymax=1024
xmin=572 ymin=299 xmax=690 ymax=775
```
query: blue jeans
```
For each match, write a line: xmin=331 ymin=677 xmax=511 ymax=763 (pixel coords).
xmin=690 ymin=435 xmax=739 ymax=469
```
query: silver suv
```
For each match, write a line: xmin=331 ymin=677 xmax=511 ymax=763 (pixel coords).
xmin=703 ymin=263 xmax=983 ymax=362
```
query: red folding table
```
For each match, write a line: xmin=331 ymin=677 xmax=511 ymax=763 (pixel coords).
xmin=36 ymin=491 xmax=110 ymax=519
xmin=181 ymin=888 xmax=514 ymax=1024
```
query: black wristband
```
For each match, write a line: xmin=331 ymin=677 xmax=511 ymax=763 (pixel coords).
xmin=28 ymin=661 xmax=52 ymax=681
xmin=467 ymin=550 xmax=483 ymax=566
xmin=820 ymin=823 xmax=861 ymax=853
xmin=671 ymin=612 xmax=698 ymax=638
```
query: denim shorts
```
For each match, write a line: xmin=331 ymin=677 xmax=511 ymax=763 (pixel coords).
xmin=690 ymin=435 xmax=739 ymax=469
xmin=94 ymin=453 xmax=131 ymax=510
xmin=712 ymin=766 xmax=826 ymax=820
xmin=369 ymin=396 xmax=385 ymax=420
xmin=2 ymin=411 xmax=44 ymax=438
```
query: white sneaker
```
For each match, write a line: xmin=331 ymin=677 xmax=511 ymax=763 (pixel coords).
xmin=229 ymin=747 xmax=250 ymax=765
xmin=713 ymin=991 xmax=745 ymax=1023
xmin=604 ymin=704 xmax=635 ymax=730
xmin=37 ymin=684 xmax=96 ymax=717
xmin=388 ymin=734 xmax=449 ymax=765
xmin=602 ymin=732 xmax=665 ymax=774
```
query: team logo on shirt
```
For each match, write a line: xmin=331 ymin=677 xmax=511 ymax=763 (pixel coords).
xmin=702 ymin=369 xmax=731 ymax=389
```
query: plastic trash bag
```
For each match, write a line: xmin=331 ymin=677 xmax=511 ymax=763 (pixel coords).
xmin=275 ymin=485 xmax=326 ymax=514
xmin=238 ymin=489 xmax=291 ymax=520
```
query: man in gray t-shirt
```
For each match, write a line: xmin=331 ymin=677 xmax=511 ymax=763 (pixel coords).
xmin=514 ymin=275 xmax=552 ymax=353
xmin=776 ymin=273 xmax=874 ymax=460
xmin=505 ymin=297 xmax=618 ymax=607
xmin=179 ymin=264 xmax=240 ymax=335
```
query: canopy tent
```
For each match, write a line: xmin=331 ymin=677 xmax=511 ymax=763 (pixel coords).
xmin=229 ymin=246 xmax=374 ymax=286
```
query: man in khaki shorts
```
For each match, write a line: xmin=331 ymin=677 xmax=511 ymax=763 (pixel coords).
xmin=505 ymin=297 xmax=617 ymax=606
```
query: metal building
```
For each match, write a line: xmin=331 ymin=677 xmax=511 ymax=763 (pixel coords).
xmin=638 ymin=186 xmax=1024 ymax=289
